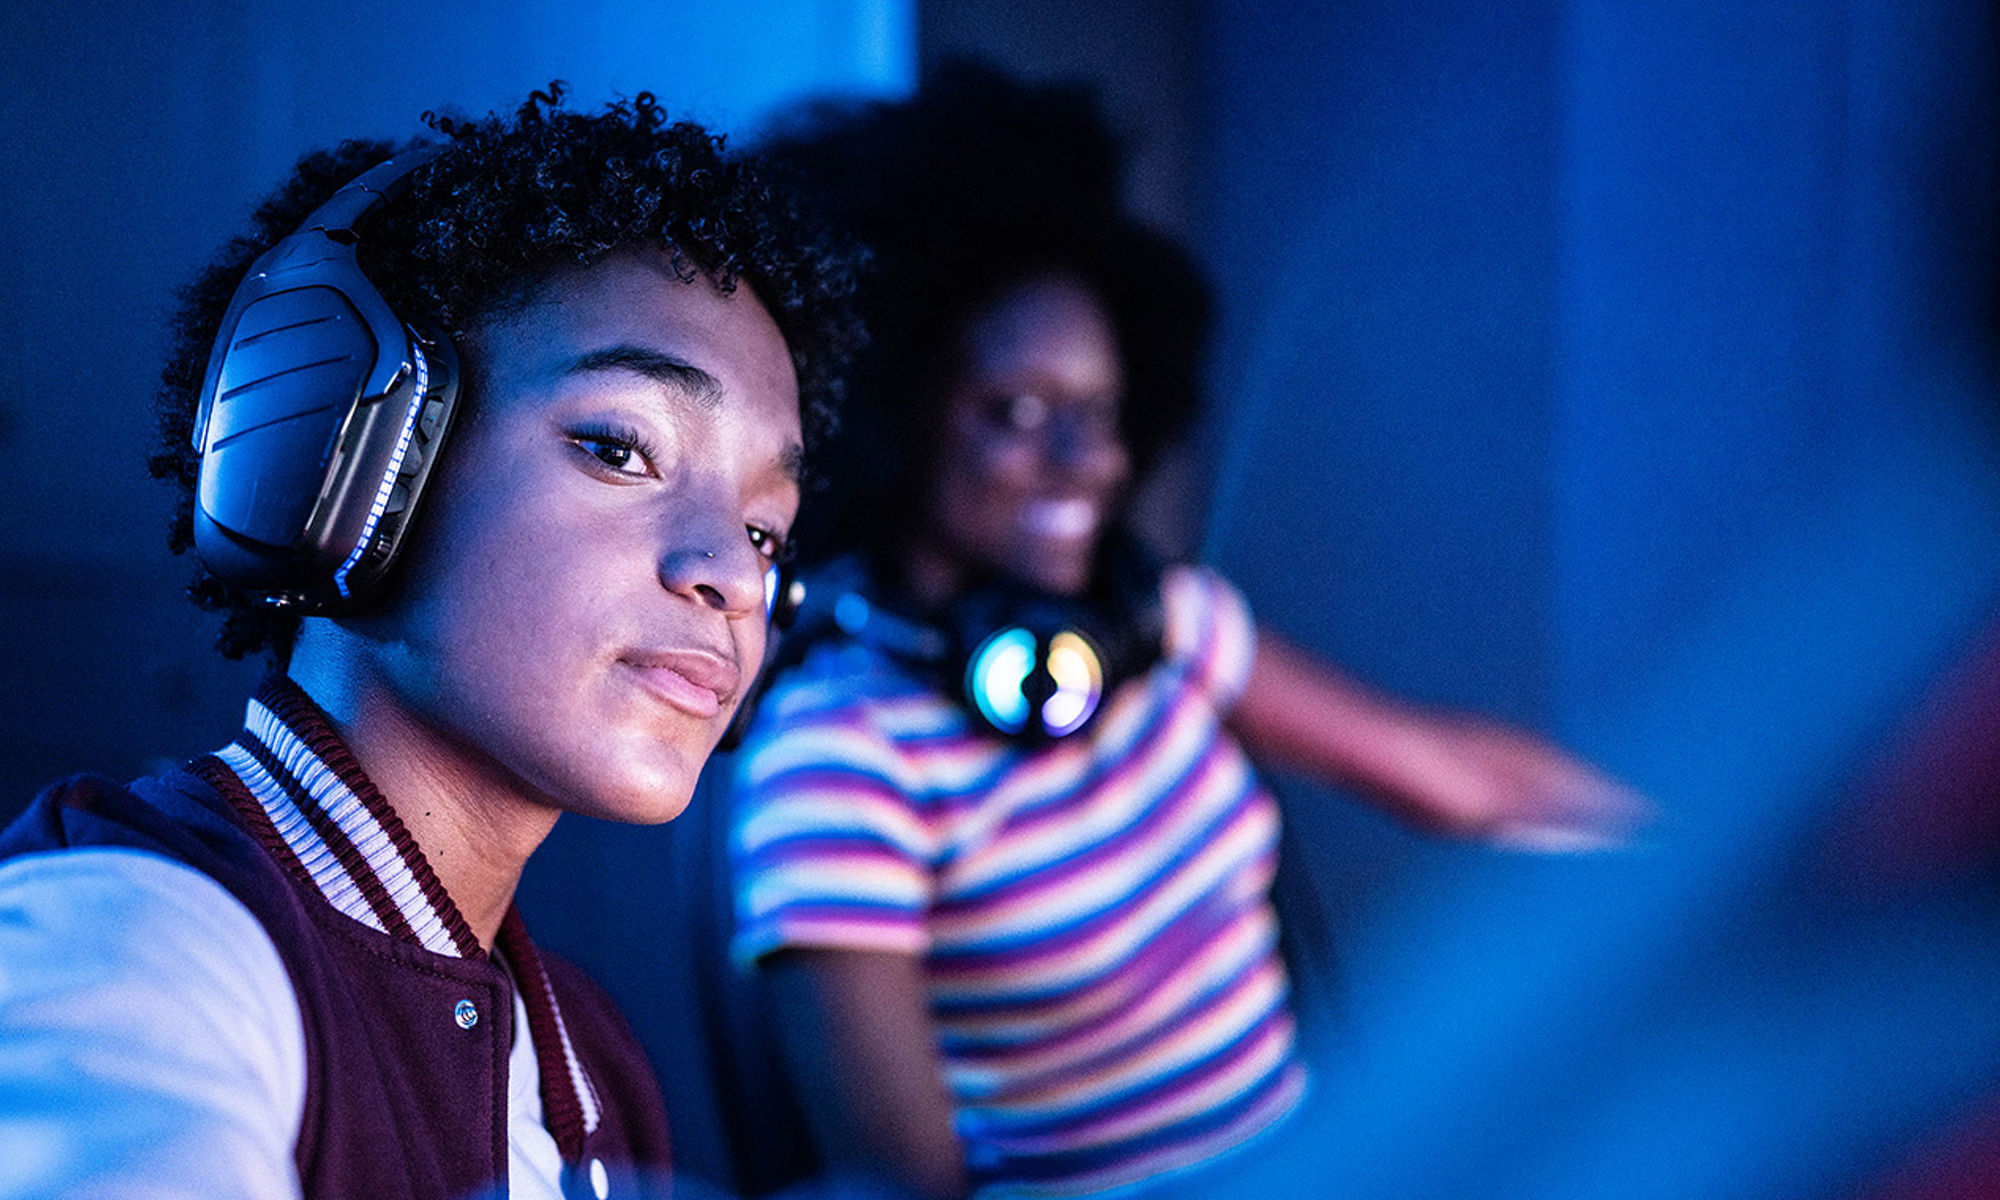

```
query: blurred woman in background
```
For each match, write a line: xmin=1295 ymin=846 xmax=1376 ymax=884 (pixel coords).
xmin=726 ymin=64 xmax=1644 ymax=1200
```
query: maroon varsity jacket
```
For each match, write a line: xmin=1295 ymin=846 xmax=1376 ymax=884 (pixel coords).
xmin=0 ymin=676 xmax=671 ymax=1200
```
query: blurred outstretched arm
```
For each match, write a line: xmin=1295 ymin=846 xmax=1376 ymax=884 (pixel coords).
xmin=1228 ymin=629 xmax=1648 ymax=849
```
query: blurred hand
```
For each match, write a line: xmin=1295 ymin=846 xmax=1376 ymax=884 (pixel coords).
xmin=1377 ymin=712 xmax=1650 ymax=850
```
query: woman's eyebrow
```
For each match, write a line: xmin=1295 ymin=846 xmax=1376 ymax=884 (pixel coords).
xmin=566 ymin=345 xmax=724 ymax=410
xmin=571 ymin=343 xmax=804 ymax=486
xmin=777 ymin=441 xmax=804 ymax=486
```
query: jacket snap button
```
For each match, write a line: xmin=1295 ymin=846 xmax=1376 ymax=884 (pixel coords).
xmin=453 ymin=999 xmax=478 ymax=1030
xmin=589 ymin=1158 xmax=609 ymax=1199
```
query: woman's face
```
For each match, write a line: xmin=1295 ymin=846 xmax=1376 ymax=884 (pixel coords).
xmin=923 ymin=274 xmax=1131 ymax=596
xmin=359 ymin=250 xmax=802 ymax=825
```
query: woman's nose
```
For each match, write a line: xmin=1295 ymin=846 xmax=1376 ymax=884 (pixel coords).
xmin=658 ymin=519 xmax=766 ymax=616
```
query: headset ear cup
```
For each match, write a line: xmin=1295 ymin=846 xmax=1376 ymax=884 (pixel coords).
xmin=193 ymin=276 xmax=390 ymax=594
xmin=945 ymin=537 xmax=1164 ymax=743
xmin=189 ymin=148 xmax=453 ymax=612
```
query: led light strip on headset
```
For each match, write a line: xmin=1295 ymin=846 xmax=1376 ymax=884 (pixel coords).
xmin=331 ymin=336 xmax=431 ymax=599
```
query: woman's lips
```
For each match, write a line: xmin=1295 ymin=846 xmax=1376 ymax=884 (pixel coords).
xmin=619 ymin=649 xmax=740 ymax=719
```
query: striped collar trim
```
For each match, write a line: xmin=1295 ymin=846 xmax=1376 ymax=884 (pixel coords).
xmin=201 ymin=675 xmax=482 ymax=958
xmin=499 ymin=909 xmax=605 ymax=1153
xmin=192 ymin=676 xmax=605 ymax=1152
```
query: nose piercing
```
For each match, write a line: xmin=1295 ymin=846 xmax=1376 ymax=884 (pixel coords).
xmin=703 ymin=551 xmax=715 ymax=559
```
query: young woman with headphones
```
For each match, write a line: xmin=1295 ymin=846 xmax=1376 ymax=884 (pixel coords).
xmin=0 ymin=90 xmax=860 ymax=1200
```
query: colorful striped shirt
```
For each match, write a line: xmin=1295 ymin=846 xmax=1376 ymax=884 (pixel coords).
xmin=731 ymin=566 xmax=1305 ymax=1197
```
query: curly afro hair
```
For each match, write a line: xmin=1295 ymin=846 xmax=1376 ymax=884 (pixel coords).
xmin=152 ymin=85 xmax=864 ymax=662
xmin=760 ymin=60 xmax=1213 ymax=564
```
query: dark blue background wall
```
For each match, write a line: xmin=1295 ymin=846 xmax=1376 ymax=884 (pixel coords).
xmin=1196 ymin=1 xmax=2000 ymax=1196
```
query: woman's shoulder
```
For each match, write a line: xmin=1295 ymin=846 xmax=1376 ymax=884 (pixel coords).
xmin=757 ymin=632 xmax=945 ymax=725
xmin=1155 ymin=563 xmax=1259 ymax=706
xmin=1158 ymin=563 xmax=1254 ymax=649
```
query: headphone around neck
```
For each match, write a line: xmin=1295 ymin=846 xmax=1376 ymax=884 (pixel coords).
xmin=776 ymin=542 xmax=1164 ymax=745
xmin=189 ymin=146 xmax=461 ymax=612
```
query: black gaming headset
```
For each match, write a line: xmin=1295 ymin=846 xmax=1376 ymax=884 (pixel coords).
xmin=188 ymin=146 xmax=461 ymax=612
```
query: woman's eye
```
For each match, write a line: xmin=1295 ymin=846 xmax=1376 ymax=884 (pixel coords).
xmin=570 ymin=433 xmax=653 ymax=478
xmin=983 ymin=393 xmax=1048 ymax=433
xmin=747 ymin=526 xmax=792 ymax=563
